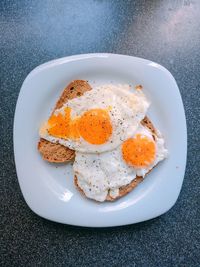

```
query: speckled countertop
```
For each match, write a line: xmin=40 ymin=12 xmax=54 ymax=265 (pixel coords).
xmin=1 ymin=0 xmax=200 ymax=266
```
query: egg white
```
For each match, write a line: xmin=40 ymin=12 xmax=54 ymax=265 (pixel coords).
xmin=73 ymin=124 xmax=168 ymax=202
xmin=40 ymin=84 xmax=150 ymax=153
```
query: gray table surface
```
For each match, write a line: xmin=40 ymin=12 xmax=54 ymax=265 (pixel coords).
xmin=1 ymin=0 xmax=200 ymax=266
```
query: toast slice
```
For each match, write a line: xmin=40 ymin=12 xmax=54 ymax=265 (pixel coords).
xmin=38 ymin=80 xmax=92 ymax=163
xmin=74 ymin=116 xmax=157 ymax=201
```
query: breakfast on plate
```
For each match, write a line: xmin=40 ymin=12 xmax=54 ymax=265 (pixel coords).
xmin=38 ymin=80 xmax=168 ymax=202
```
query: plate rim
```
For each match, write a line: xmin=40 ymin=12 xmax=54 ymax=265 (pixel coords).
xmin=13 ymin=53 xmax=187 ymax=227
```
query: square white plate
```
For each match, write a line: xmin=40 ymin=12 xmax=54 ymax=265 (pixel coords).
xmin=14 ymin=53 xmax=187 ymax=227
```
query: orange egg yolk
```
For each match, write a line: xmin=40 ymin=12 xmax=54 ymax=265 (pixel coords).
xmin=47 ymin=108 xmax=112 ymax=145
xmin=122 ymin=134 xmax=156 ymax=168
xmin=48 ymin=107 xmax=80 ymax=139
xmin=78 ymin=109 xmax=112 ymax=145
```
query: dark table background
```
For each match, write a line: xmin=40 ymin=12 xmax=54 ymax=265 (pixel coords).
xmin=1 ymin=0 xmax=200 ymax=266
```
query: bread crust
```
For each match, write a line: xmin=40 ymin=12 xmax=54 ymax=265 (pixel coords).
xmin=38 ymin=80 xmax=91 ymax=163
xmin=74 ymin=117 xmax=157 ymax=201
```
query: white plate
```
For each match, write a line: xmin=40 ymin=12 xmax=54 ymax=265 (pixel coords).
xmin=14 ymin=54 xmax=187 ymax=227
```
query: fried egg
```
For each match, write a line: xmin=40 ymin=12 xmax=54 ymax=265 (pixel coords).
xmin=73 ymin=124 xmax=168 ymax=202
xmin=40 ymin=84 xmax=150 ymax=153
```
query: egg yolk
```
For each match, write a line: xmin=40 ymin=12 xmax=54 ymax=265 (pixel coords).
xmin=47 ymin=107 xmax=112 ymax=144
xmin=48 ymin=107 xmax=80 ymax=139
xmin=122 ymin=134 xmax=156 ymax=168
xmin=78 ymin=109 xmax=112 ymax=145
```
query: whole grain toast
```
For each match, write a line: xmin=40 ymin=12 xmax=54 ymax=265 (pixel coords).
xmin=74 ymin=116 xmax=157 ymax=201
xmin=38 ymin=80 xmax=92 ymax=163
